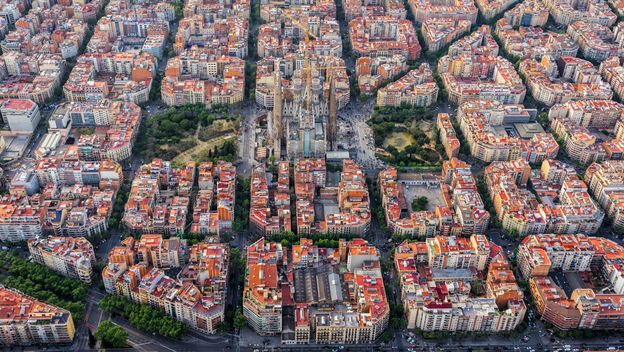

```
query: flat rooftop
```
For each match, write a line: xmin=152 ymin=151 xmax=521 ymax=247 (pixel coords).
xmin=515 ymin=122 xmax=545 ymax=139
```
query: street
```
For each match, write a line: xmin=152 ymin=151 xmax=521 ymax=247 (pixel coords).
xmin=4 ymin=0 xmax=624 ymax=350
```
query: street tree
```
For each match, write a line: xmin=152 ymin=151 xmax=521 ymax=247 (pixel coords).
xmin=95 ymin=320 xmax=128 ymax=348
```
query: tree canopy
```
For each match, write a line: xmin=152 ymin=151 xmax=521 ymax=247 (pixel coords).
xmin=134 ymin=104 xmax=231 ymax=160
xmin=95 ymin=320 xmax=128 ymax=348
xmin=99 ymin=295 xmax=188 ymax=340
xmin=0 ymin=251 xmax=88 ymax=322
xmin=411 ymin=196 xmax=429 ymax=212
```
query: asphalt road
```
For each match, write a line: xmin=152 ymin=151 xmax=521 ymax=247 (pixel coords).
xmin=7 ymin=11 xmax=624 ymax=352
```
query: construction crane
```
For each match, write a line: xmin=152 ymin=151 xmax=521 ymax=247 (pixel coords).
xmin=281 ymin=11 xmax=345 ymax=155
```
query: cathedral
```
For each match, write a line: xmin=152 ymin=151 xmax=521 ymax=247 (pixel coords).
xmin=267 ymin=57 xmax=347 ymax=160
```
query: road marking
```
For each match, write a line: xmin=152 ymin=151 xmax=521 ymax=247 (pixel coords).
xmin=157 ymin=342 xmax=177 ymax=352
xmin=127 ymin=337 xmax=149 ymax=351
xmin=84 ymin=300 xmax=92 ymax=323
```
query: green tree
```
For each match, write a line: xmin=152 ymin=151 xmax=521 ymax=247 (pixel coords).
xmin=95 ymin=320 xmax=128 ymax=348
xmin=99 ymin=296 xmax=188 ymax=339
xmin=0 ymin=253 xmax=89 ymax=321
xmin=411 ymin=196 xmax=429 ymax=211
xmin=233 ymin=177 xmax=251 ymax=231
xmin=537 ymin=112 xmax=549 ymax=127
xmin=233 ymin=309 xmax=246 ymax=329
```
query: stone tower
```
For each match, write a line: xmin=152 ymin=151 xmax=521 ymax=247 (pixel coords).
xmin=327 ymin=72 xmax=337 ymax=151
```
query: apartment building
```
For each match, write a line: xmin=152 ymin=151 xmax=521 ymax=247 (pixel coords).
xmin=174 ymin=12 xmax=248 ymax=58
xmin=258 ymin=16 xmax=342 ymax=58
xmin=395 ymin=235 xmax=526 ymax=332
xmin=495 ymin=19 xmax=578 ymax=60
xmin=0 ymin=52 xmax=65 ymax=103
xmin=599 ymin=56 xmax=624 ymax=100
xmin=63 ymin=51 xmax=156 ymax=104
xmin=0 ymin=287 xmax=75 ymax=346
xmin=376 ymin=63 xmax=438 ymax=107
xmin=185 ymin=0 xmax=250 ymax=21
xmin=436 ymin=113 xmax=460 ymax=159
xmin=585 ymin=159 xmax=624 ymax=229
xmin=438 ymin=26 xmax=526 ymax=105
xmin=552 ymin=119 xmax=608 ymax=165
xmin=243 ymin=237 xmax=389 ymax=344
xmin=441 ymin=158 xmax=491 ymax=235
xmin=378 ymin=168 xmax=440 ymax=237
xmin=421 ymin=18 xmax=471 ymax=53
xmin=343 ymin=0 xmax=405 ymax=20
xmin=0 ymin=159 xmax=123 ymax=242
xmin=542 ymin=0 xmax=617 ymax=26
xmin=123 ymin=159 xmax=194 ymax=234
xmin=88 ymin=15 xmax=169 ymax=59
xmin=102 ymin=240 xmax=229 ymax=335
xmin=162 ymin=47 xmax=244 ymax=107
xmin=295 ymin=159 xmax=370 ymax=235
xmin=549 ymin=100 xmax=624 ymax=165
xmin=28 ymin=236 xmax=96 ymax=283
xmin=356 ymin=55 xmax=407 ymax=94
xmin=0 ymin=0 xmax=26 ymax=25
xmin=250 ymin=162 xmax=291 ymax=235
xmin=243 ymin=238 xmax=284 ymax=336
xmin=503 ymin=0 xmax=549 ymax=27
xmin=567 ymin=21 xmax=624 ymax=63
xmin=457 ymin=100 xmax=558 ymax=163
xmin=408 ymin=0 xmax=478 ymax=24
xmin=349 ymin=16 xmax=420 ymax=60
xmin=519 ymin=234 xmax=624 ymax=331
xmin=518 ymin=234 xmax=595 ymax=279
xmin=379 ymin=158 xmax=490 ymax=237
xmin=530 ymin=276 xmax=582 ymax=330
xmin=102 ymin=237 xmax=136 ymax=295
xmin=328 ymin=160 xmax=371 ymax=235
xmin=2 ymin=5 xmax=87 ymax=59
xmin=136 ymin=234 xmax=187 ymax=269
xmin=519 ymin=56 xmax=612 ymax=106
xmin=104 ymin=0 xmax=176 ymax=21
xmin=190 ymin=161 xmax=236 ymax=235
xmin=49 ymin=99 xmax=142 ymax=162
xmin=0 ymin=201 xmax=43 ymax=242
xmin=485 ymin=159 xmax=604 ymax=236
xmin=426 ymin=235 xmax=490 ymax=270
xmin=3 ymin=2 xmax=81 ymax=42
xmin=475 ymin=0 xmax=517 ymax=20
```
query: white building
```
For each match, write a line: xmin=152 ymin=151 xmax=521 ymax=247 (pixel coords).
xmin=0 ymin=99 xmax=41 ymax=132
